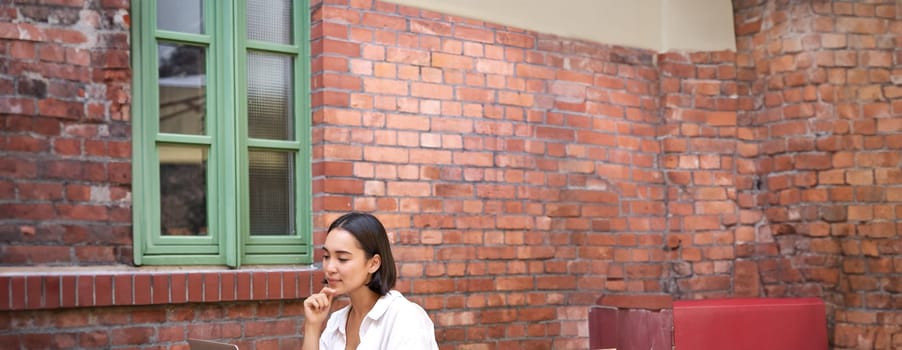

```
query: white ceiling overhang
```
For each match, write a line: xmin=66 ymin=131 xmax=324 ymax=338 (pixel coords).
xmin=382 ymin=0 xmax=736 ymax=52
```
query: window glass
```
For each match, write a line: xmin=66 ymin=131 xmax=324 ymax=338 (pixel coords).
xmin=158 ymin=43 xmax=206 ymax=135
xmin=249 ymin=150 xmax=295 ymax=236
xmin=157 ymin=0 xmax=203 ymax=34
xmin=247 ymin=0 xmax=292 ymax=44
xmin=247 ymin=52 xmax=294 ymax=140
xmin=159 ymin=144 xmax=209 ymax=236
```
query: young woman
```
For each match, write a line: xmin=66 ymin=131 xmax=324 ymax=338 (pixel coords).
xmin=303 ymin=212 xmax=439 ymax=350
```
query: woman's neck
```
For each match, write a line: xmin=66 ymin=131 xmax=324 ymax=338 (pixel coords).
xmin=347 ymin=288 xmax=380 ymax=319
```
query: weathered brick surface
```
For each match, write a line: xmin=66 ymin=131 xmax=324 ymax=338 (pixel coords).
xmin=1 ymin=0 xmax=132 ymax=265
xmin=1 ymin=0 xmax=900 ymax=349
xmin=733 ymin=0 xmax=902 ymax=348
xmin=0 ymin=301 xmax=307 ymax=349
xmin=310 ymin=1 xmax=665 ymax=347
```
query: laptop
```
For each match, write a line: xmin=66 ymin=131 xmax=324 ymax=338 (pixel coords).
xmin=188 ymin=339 xmax=239 ymax=350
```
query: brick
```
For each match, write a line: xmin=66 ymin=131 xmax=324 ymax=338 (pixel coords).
xmin=7 ymin=22 xmax=43 ymax=41
xmin=36 ymin=98 xmax=84 ymax=119
xmin=453 ymin=25 xmax=493 ymax=43
xmin=70 ymin=274 xmax=92 ymax=308
xmin=408 ymin=18 xmax=451 ymax=36
xmin=791 ymin=152 xmax=832 ymax=170
xmin=493 ymin=276 xmax=533 ymax=291
xmin=382 ymin=46 xmax=430 ymax=66
xmin=361 ymin=77 xmax=407 ymax=95
xmin=245 ymin=271 xmax=266 ymax=300
xmin=409 ymin=82 xmax=453 ymax=100
xmin=495 ymin=31 xmax=534 ymax=48
xmin=455 ymin=87 xmax=496 ymax=103
xmin=861 ymin=50 xmax=892 ymax=67
xmin=857 ymin=152 xmax=901 ymax=167
xmin=836 ymin=17 xmax=887 ymax=34
xmin=431 ymin=52 xmax=473 ymax=69
xmin=108 ymin=326 xmax=153 ymax=346
xmin=0 ymin=20 xmax=19 ymax=39
xmin=321 ymin=73 xmax=362 ymax=91
xmin=76 ymin=274 xmax=104 ymax=307
xmin=359 ymin=146 xmax=406 ymax=164
xmin=322 ymin=37 xmax=360 ymax=57
xmin=383 ymin=181 xmax=428 ymax=197
xmin=834 ymin=50 xmax=858 ymax=66
xmin=474 ymin=58 xmax=512 ymax=76
xmin=92 ymin=49 xmax=129 ymax=68
xmin=55 ymin=203 xmax=109 ymax=221
xmin=506 ymin=65 xmax=548 ymax=84
xmin=360 ymin=11 xmax=405 ymax=29
xmin=10 ymin=40 xmax=37 ymax=61
xmin=704 ymin=111 xmax=737 ymax=126
xmin=74 ymin=245 xmax=116 ymax=264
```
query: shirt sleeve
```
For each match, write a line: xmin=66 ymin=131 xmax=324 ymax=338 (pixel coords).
xmin=385 ymin=302 xmax=439 ymax=350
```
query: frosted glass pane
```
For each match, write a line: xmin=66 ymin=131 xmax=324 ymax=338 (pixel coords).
xmin=247 ymin=0 xmax=292 ymax=44
xmin=249 ymin=150 xmax=295 ymax=236
xmin=158 ymin=43 xmax=206 ymax=135
xmin=157 ymin=0 xmax=203 ymax=34
xmin=247 ymin=52 xmax=294 ymax=140
xmin=159 ymin=145 xmax=208 ymax=236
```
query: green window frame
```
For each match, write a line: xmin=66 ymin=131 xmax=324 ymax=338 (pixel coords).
xmin=131 ymin=0 xmax=312 ymax=267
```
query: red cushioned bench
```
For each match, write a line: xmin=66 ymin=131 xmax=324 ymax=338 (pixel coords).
xmin=672 ymin=297 xmax=828 ymax=350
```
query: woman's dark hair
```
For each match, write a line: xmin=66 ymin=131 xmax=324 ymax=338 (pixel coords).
xmin=327 ymin=212 xmax=397 ymax=296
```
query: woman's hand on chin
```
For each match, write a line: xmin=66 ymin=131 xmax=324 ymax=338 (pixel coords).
xmin=304 ymin=286 xmax=337 ymax=327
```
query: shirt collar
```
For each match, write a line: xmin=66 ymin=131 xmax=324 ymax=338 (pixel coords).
xmin=323 ymin=290 xmax=401 ymax=336
xmin=325 ymin=306 xmax=350 ymax=336
xmin=366 ymin=290 xmax=400 ymax=321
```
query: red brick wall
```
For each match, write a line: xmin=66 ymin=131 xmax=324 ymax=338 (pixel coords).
xmin=658 ymin=49 xmax=753 ymax=299
xmin=1 ymin=0 xmax=133 ymax=265
xmin=733 ymin=0 xmax=902 ymax=348
xmin=1 ymin=0 xmax=900 ymax=349
xmin=309 ymin=1 xmax=666 ymax=348
xmin=4 ymin=300 xmax=308 ymax=349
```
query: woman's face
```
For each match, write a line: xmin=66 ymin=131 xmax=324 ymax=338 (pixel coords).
xmin=322 ymin=228 xmax=380 ymax=295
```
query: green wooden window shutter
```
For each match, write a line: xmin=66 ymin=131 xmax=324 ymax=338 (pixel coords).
xmin=132 ymin=0 xmax=312 ymax=267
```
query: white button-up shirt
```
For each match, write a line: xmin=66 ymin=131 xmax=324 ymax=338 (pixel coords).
xmin=320 ymin=290 xmax=439 ymax=350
